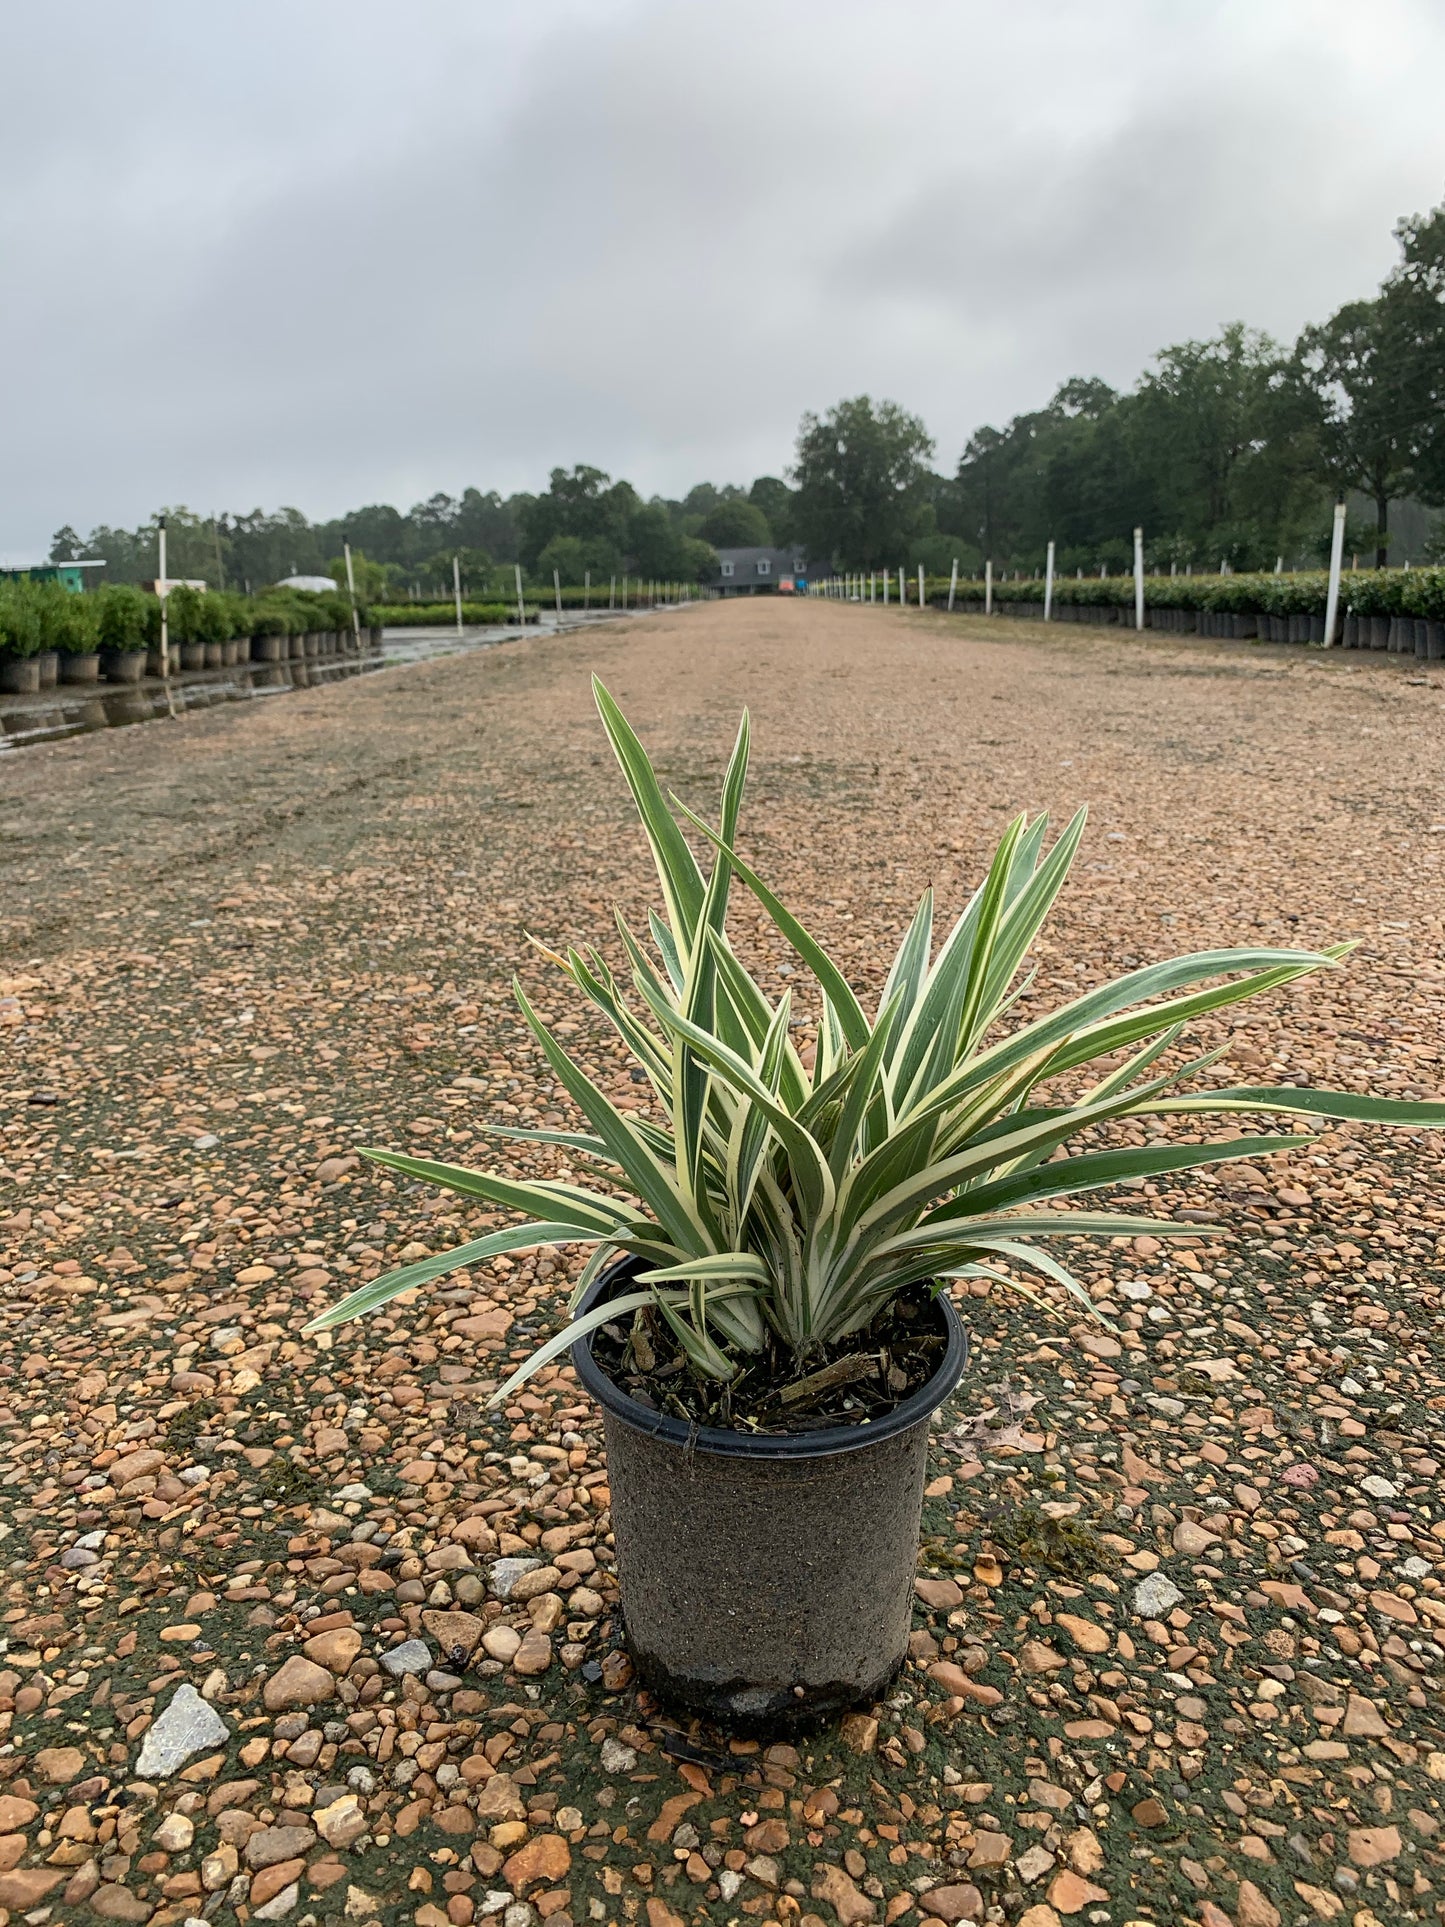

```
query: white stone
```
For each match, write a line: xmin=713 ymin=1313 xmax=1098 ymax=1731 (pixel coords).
xmin=135 ymin=1683 xmax=231 ymax=1777
xmin=381 ymin=1639 xmax=431 ymax=1677
xmin=600 ymin=1736 xmax=637 ymax=1774
xmin=1360 ymin=1475 xmax=1398 ymax=1500
xmin=153 ymin=1812 xmax=195 ymax=1852
xmin=490 ymin=1556 xmax=543 ymax=1600
xmin=255 ymin=1883 xmax=300 ymax=1920
xmin=1133 ymin=1572 xmax=1184 ymax=1620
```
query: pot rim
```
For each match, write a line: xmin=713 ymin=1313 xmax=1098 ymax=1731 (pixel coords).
xmin=571 ymin=1255 xmax=968 ymax=1462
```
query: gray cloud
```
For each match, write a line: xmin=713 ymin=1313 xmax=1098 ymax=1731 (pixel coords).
xmin=3 ymin=0 xmax=1444 ymax=550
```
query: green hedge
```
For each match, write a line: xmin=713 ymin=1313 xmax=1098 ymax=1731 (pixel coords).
xmin=0 ymin=576 xmax=370 ymax=658
xmin=372 ymin=602 xmax=539 ymax=627
xmin=915 ymin=566 xmax=1445 ymax=619
xmin=372 ymin=583 xmax=691 ymax=624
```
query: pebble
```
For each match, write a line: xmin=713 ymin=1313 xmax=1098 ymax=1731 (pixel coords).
xmin=5 ymin=605 xmax=1445 ymax=1927
xmin=1132 ymin=1572 xmax=1184 ymax=1618
xmin=134 ymin=1681 xmax=231 ymax=1776
xmin=379 ymin=1638 xmax=431 ymax=1676
xmin=262 ymin=1656 xmax=336 ymax=1710
xmin=490 ymin=1556 xmax=543 ymax=1599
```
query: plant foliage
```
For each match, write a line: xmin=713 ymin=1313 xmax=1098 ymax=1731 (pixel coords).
xmin=304 ymin=685 xmax=1445 ymax=1410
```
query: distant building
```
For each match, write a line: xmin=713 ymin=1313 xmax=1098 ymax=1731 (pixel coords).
xmin=0 ymin=558 xmax=105 ymax=592
xmin=712 ymin=546 xmax=813 ymax=597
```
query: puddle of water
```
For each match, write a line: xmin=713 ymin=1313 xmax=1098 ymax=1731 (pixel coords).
xmin=0 ymin=611 xmax=638 ymax=755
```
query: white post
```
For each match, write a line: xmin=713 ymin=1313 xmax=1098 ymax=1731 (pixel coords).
xmin=553 ymin=568 xmax=562 ymax=620
xmin=917 ymin=562 xmax=925 ymax=610
xmin=1133 ymin=527 xmax=1145 ymax=631
xmin=158 ymin=517 xmax=169 ymax=676
xmin=344 ymin=540 xmax=361 ymax=645
xmin=1321 ymin=500 xmax=1347 ymax=648
xmin=514 ymin=562 xmax=525 ymax=626
xmin=882 ymin=569 xmax=889 ymax=606
xmin=985 ymin=557 xmax=993 ymax=616
xmin=947 ymin=557 xmax=958 ymax=612
xmin=453 ymin=554 xmax=464 ymax=635
xmin=1275 ymin=556 xmax=1283 ymax=575
xmin=1043 ymin=539 xmax=1055 ymax=621
xmin=584 ymin=570 xmax=591 ymax=610
xmin=898 ymin=566 xmax=905 ymax=607
xmin=622 ymin=572 xmax=628 ymax=609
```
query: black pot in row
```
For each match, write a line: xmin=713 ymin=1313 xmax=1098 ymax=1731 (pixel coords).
xmin=0 ymin=627 xmax=386 ymax=697
xmin=926 ymin=599 xmax=1445 ymax=658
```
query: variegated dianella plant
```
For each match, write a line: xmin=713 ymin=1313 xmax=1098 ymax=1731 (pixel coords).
xmin=305 ymin=679 xmax=1445 ymax=1409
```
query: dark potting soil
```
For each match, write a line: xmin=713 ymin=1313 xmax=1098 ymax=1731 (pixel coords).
xmin=589 ymin=1285 xmax=948 ymax=1434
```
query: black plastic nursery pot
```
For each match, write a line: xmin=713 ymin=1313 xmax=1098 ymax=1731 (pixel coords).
xmin=100 ymin=648 xmax=146 ymax=684
xmin=0 ymin=656 xmax=40 ymax=694
xmin=572 ymin=1258 xmax=969 ymax=1729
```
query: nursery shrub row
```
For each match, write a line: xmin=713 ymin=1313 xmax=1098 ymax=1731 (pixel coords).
xmin=371 ymin=602 xmax=541 ymax=627
xmin=0 ymin=578 xmax=381 ymax=693
xmin=917 ymin=566 xmax=1445 ymax=656
xmin=373 ymin=583 xmax=695 ymax=623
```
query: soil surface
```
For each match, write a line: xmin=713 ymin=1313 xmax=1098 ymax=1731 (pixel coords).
xmin=3 ymin=601 xmax=1445 ymax=1927
xmin=590 ymin=1285 xmax=948 ymax=1434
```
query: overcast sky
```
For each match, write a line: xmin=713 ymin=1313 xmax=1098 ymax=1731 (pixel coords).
xmin=4 ymin=0 xmax=1445 ymax=552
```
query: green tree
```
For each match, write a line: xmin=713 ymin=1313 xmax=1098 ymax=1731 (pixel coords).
xmin=326 ymin=549 xmax=390 ymax=603
xmin=790 ymin=397 xmax=935 ymax=568
xmin=749 ymin=476 xmax=796 ymax=546
xmin=520 ymin=466 xmax=638 ymax=571
xmin=625 ymin=503 xmax=685 ymax=577
xmin=1130 ymin=325 xmax=1313 ymax=565
xmin=1294 ymin=293 xmax=1421 ymax=566
xmin=1383 ymin=196 xmax=1445 ymax=512
xmin=698 ymin=499 xmax=771 ymax=547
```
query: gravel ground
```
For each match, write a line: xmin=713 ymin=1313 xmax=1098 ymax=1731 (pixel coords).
xmin=2 ymin=601 xmax=1445 ymax=1927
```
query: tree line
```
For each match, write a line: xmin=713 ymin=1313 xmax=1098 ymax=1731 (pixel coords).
xmin=785 ymin=196 xmax=1445 ymax=576
xmin=47 ymin=474 xmax=798 ymax=602
xmin=49 ymin=193 xmax=1445 ymax=590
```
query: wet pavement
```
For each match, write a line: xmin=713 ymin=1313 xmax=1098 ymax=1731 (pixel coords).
xmin=0 ymin=610 xmax=638 ymax=755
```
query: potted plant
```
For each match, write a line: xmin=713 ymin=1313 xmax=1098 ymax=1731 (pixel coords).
xmin=251 ymin=605 xmax=288 ymax=662
xmin=38 ymin=580 xmax=103 ymax=684
xmin=96 ymin=583 xmax=149 ymax=683
xmin=306 ymin=682 xmax=1445 ymax=1724
xmin=196 ymin=586 xmax=230 ymax=667
xmin=166 ymin=585 xmax=207 ymax=670
xmin=0 ymin=582 xmax=42 ymax=693
xmin=28 ymin=580 xmax=67 ymax=688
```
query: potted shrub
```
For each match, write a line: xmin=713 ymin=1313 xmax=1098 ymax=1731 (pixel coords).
xmin=0 ymin=582 xmax=42 ymax=693
xmin=96 ymin=583 xmax=149 ymax=683
xmin=196 ymin=586 xmax=230 ymax=668
xmin=28 ymin=580 xmax=68 ymax=688
xmin=251 ymin=605 xmax=288 ymax=662
xmin=166 ymin=585 xmax=207 ymax=670
xmin=36 ymin=580 xmax=103 ymax=684
xmin=306 ymin=682 xmax=1445 ymax=1724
